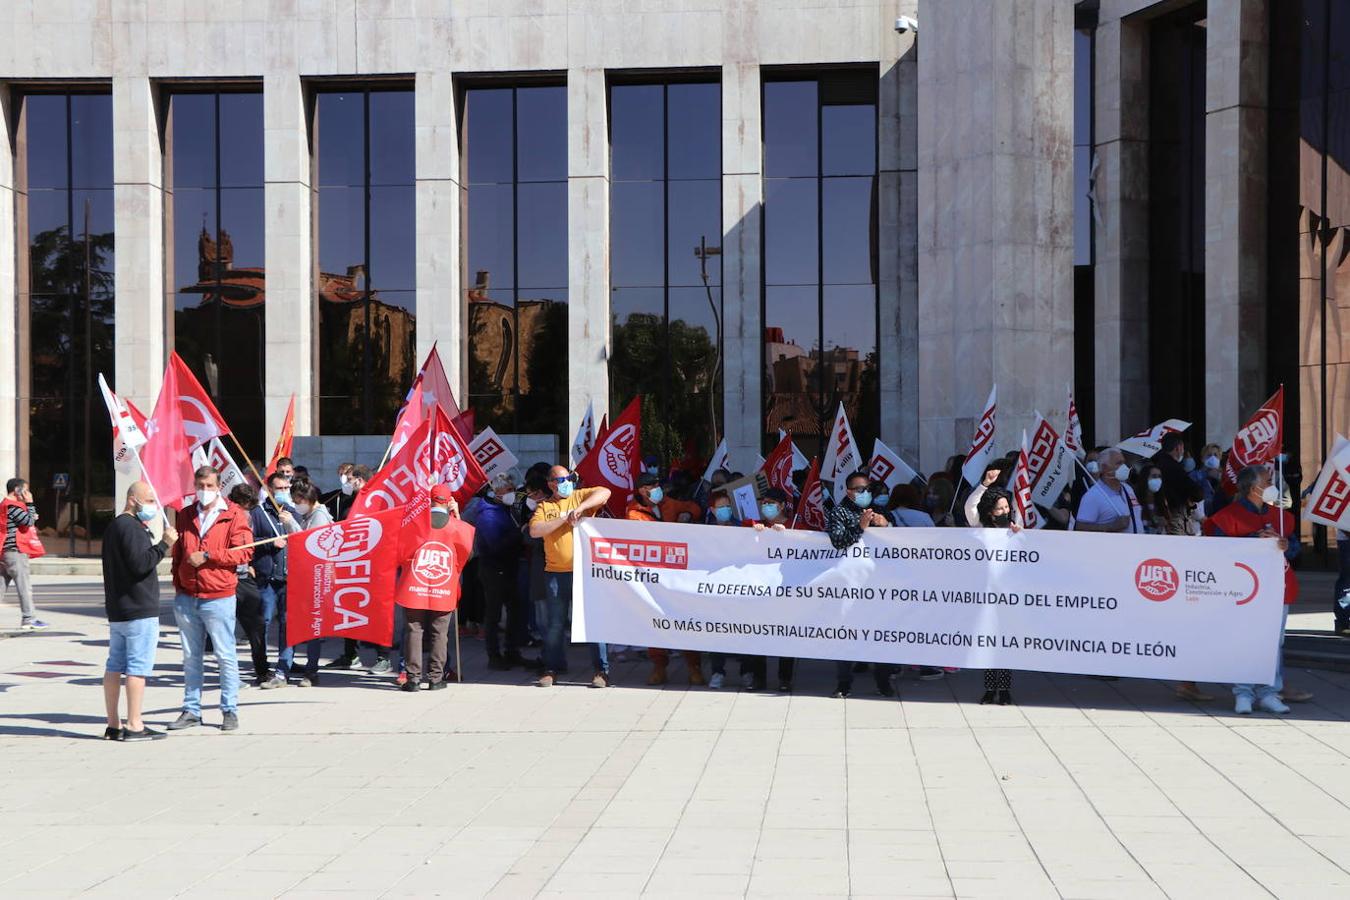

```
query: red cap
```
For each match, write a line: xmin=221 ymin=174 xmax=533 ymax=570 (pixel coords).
xmin=430 ymin=484 xmax=453 ymax=503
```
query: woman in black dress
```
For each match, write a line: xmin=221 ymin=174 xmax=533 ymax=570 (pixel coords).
xmin=975 ymin=486 xmax=1019 ymax=705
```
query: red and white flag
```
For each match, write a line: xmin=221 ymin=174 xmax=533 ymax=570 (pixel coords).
xmin=1221 ymin=387 xmax=1284 ymax=494
xmin=960 ymin=385 xmax=998 ymax=487
xmin=571 ymin=400 xmax=597 ymax=466
xmin=1117 ymin=418 xmax=1191 ymax=458
xmin=1026 ymin=412 xmax=1075 ymax=507
xmin=1012 ymin=430 xmax=1043 ymax=530
xmin=701 ymin=438 xmax=730 ymax=484
xmin=352 ymin=407 xmax=487 ymax=519
xmin=821 ymin=402 xmax=864 ymax=495
xmin=142 ymin=359 xmax=199 ymax=510
xmin=869 ymin=438 xmax=920 ymax=491
xmin=576 ymin=397 xmax=642 ymax=518
xmin=469 ymin=426 xmax=520 ymax=480
xmin=167 ymin=352 xmax=231 ymax=451
xmin=98 ymin=373 xmax=147 ymax=477
xmin=192 ymin=437 xmax=247 ymax=498
xmin=389 ymin=377 xmax=426 ymax=459
xmin=760 ymin=433 xmax=798 ymax=497
xmin=778 ymin=428 xmax=810 ymax=472
xmin=793 ymin=458 xmax=827 ymax=531
xmin=286 ymin=506 xmax=405 ymax=646
xmin=451 ymin=409 xmax=475 ymax=443
xmin=1065 ymin=386 xmax=1086 ymax=460
xmin=1306 ymin=435 xmax=1350 ymax=530
xmin=412 ymin=343 xmax=463 ymax=424
xmin=265 ymin=394 xmax=296 ymax=478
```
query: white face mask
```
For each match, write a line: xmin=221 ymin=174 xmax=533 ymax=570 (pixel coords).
xmin=1260 ymin=485 xmax=1280 ymax=506
xmin=295 ymin=502 xmax=312 ymax=517
xmin=339 ymin=474 xmax=349 ymax=485
xmin=526 ymin=497 xmax=539 ymax=511
xmin=1204 ymin=455 xmax=1220 ymax=470
xmin=1147 ymin=477 xmax=1163 ymax=494
xmin=500 ymin=492 xmax=517 ymax=506
xmin=1113 ymin=465 xmax=1131 ymax=482
xmin=196 ymin=489 xmax=219 ymax=508
xmin=341 ymin=481 xmax=356 ymax=496
xmin=1085 ymin=460 xmax=1100 ymax=476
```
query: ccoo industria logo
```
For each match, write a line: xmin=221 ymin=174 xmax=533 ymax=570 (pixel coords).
xmin=1134 ymin=558 xmax=1179 ymax=602
xmin=591 ymin=538 xmax=689 ymax=570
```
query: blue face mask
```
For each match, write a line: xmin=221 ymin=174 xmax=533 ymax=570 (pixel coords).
xmin=760 ymin=503 xmax=780 ymax=521
xmin=1182 ymin=457 xmax=1196 ymax=473
xmin=273 ymin=491 xmax=292 ymax=506
xmin=873 ymin=494 xmax=890 ymax=508
xmin=713 ymin=505 xmax=734 ymax=523
xmin=556 ymin=480 xmax=574 ymax=499
xmin=852 ymin=490 xmax=872 ymax=509
xmin=135 ymin=502 xmax=158 ymax=522
xmin=648 ymin=487 xmax=664 ymax=504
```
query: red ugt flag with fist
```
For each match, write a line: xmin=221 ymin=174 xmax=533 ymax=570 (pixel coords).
xmin=287 ymin=506 xmax=405 ymax=646
xmin=575 ymin=397 xmax=642 ymax=518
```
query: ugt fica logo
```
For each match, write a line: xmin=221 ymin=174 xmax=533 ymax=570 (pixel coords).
xmin=411 ymin=541 xmax=456 ymax=588
xmin=305 ymin=518 xmax=383 ymax=564
xmin=1135 ymin=558 xmax=1179 ymax=602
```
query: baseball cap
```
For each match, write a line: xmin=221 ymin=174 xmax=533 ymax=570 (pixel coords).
xmin=430 ymin=484 xmax=453 ymax=503
xmin=635 ymin=472 xmax=661 ymax=489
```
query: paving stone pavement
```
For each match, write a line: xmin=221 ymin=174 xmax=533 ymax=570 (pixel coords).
xmin=3 ymin=577 xmax=1350 ymax=899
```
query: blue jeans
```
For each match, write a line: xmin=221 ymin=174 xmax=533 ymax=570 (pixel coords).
xmin=173 ymin=593 xmax=240 ymax=715
xmin=543 ymin=572 xmax=607 ymax=675
xmin=270 ymin=580 xmax=319 ymax=680
xmin=1234 ymin=606 xmax=1288 ymax=702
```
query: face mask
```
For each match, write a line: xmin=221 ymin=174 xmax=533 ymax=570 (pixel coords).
xmin=1085 ymin=460 xmax=1100 ymax=476
xmin=273 ymin=490 xmax=292 ymax=506
xmin=430 ymin=508 xmax=451 ymax=529
xmin=1114 ymin=465 xmax=1131 ymax=482
xmin=852 ymin=490 xmax=872 ymax=509
xmin=760 ymin=503 xmax=780 ymax=521
xmin=339 ymin=474 xmax=349 ymax=485
xmin=1183 ymin=457 xmax=1196 ymax=473
xmin=820 ymin=486 xmax=831 ymax=502
xmin=295 ymin=502 xmax=312 ymax=517
xmin=1260 ymin=485 xmax=1280 ymax=506
xmin=556 ymin=480 xmax=575 ymax=499
xmin=648 ymin=487 xmax=664 ymax=504
xmin=1205 ymin=455 xmax=1221 ymax=470
xmin=341 ymin=481 xmax=355 ymax=495
xmin=873 ymin=494 xmax=890 ymax=508
xmin=713 ymin=505 xmax=733 ymax=523
xmin=1147 ymin=478 xmax=1163 ymax=494
xmin=500 ymin=492 xmax=516 ymax=506
xmin=197 ymin=489 xmax=219 ymax=508
xmin=135 ymin=502 xmax=158 ymax=522
xmin=990 ymin=513 xmax=1011 ymax=529
xmin=526 ymin=497 xmax=539 ymax=511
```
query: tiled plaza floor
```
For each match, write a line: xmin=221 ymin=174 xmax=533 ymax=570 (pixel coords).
xmin=3 ymin=577 xmax=1350 ymax=899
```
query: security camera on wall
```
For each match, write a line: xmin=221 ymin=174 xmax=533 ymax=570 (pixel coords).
xmin=894 ymin=15 xmax=918 ymax=34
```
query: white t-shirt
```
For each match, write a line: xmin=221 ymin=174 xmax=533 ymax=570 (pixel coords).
xmin=1073 ymin=481 xmax=1142 ymax=534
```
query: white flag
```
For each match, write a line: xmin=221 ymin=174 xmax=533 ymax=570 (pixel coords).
xmin=1027 ymin=412 xmax=1075 ymax=507
xmin=470 ymin=427 xmax=521 ymax=481
xmin=820 ymin=403 xmax=864 ymax=494
xmin=960 ymin=385 xmax=998 ymax=487
xmin=702 ymin=438 xmax=731 ymax=484
xmin=1117 ymin=419 xmax=1191 ymax=458
xmin=570 ymin=401 xmax=596 ymax=467
xmin=1013 ymin=430 xmax=1044 ymax=530
xmin=1065 ymin=386 xmax=1086 ymax=460
xmin=869 ymin=438 xmax=920 ymax=490
xmin=1305 ymin=435 xmax=1350 ymax=530
xmin=191 ymin=437 xmax=246 ymax=497
xmin=778 ymin=429 xmax=810 ymax=472
xmin=98 ymin=373 xmax=147 ymax=476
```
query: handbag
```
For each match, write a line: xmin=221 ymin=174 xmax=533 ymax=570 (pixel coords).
xmin=2 ymin=499 xmax=45 ymax=560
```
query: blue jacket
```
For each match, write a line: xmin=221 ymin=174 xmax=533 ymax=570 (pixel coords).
xmin=250 ymin=499 xmax=295 ymax=583
xmin=473 ymin=499 xmax=522 ymax=562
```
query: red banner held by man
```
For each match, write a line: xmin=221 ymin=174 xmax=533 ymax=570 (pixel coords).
xmin=286 ymin=506 xmax=405 ymax=646
xmin=1221 ymin=387 xmax=1284 ymax=493
xmin=167 ymin=351 xmax=232 ymax=451
xmin=142 ymin=359 xmax=198 ymax=510
xmin=575 ymin=397 xmax=642 ymax=518
xmin=793 ymin=458 xmax=827 ymax=531
xmin=265 ymin=395 xmax=296 ymax=477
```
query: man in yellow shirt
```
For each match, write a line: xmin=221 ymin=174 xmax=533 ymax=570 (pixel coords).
xmin=528 ymin=465 xmax=612 ymax=688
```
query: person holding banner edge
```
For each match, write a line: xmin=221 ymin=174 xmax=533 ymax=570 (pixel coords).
xmin=628 ymin=472 xmax=706 ymax=687
xmin=826 ymin=471 xmax=895 ymax=699
xmin=976 ymin=486 xmax=1020 ymax=705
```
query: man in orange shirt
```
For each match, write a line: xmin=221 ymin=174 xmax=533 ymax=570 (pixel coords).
xmin=626 ymin=473 xmax=705 ymax=686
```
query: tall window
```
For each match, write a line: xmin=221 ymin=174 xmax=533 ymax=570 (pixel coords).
xmin=17 ymin=91 xmax=114 ymax=550
xmin=1073 ymin=20 xmax=1096 ymax=444
xmin=762 ymin=72 xmax=879 ymax=457
xmin=315 ymin=88 xmax=416 ymax=434
xmin=463 ymin=85 xmax=569 ymax=441
xmin=166 ymin=90 xmax=266 ymax=457
xmin=609 ymin=80 xmax=722 ymax=462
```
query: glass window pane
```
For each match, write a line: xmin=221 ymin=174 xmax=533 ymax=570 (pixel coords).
xmin=610 ymin=84 xmax=665 ymax=182
xmin=764 ymin=284 xmax=822 ymax=436
xmin=611 ymin=287 xmax=666 ymax=406
xmin=219 ymin=92 xmax=263 ymax=188
xmin=370 ymin=185 xmax=416 ymax=291
xmin=316 ymin=185 xmax=365 ymax=280
xmin=218 ymin=187 xmax=265 ymax=269
xmin=763 ymin=81 xmax=818 ymax=177
xmin=468 ymin=288 xmax=519 ymax=422
xmin=169 ymin=94 xmax=217 ymax=189
xmin=466 ymin=183 xmax=515 ymax=291
xmin=26 ymin=189 xmax=70 ymax=294
xmin=764 ymin=177 xmax=819 ymax=286
xmin=465 ymin=89 xmax=513 ymax=185
xmin=517 ymin=292 xmax=569 ymax=438
xmin=23 ymin=95 xmax=69 ymax=190
xmin=316 ymin=92 xmax=366 ymax=188
xmin=517 ymin=86 xmax=567 ymax=183
xmin=169 ymin=188 xmax=217 ymax=306
xmin=517 ymin=181 xmax=567 ymax=290
xmin=822 ymin=176 xmax=875 ymax=285
xmin=821 ymin=104 xmax=875 ymax=177
xmin=611 ymin=181 xmax=664 ymax=288
xmin=823 ymin=283 xmax=877 ymax=450
xmin=368 ymin=288 xmax=417 ymax=426
xmin=667 ymin=82 xmax=721 ymax=181
xmin=1074 ymin=30 xmax=1092 ymax=144
xmin=1074 ymin=145 xmax=1092 ymax=267
xmin=70 ymin=94 xmax=114 ymax=191
xmin=369 ymin=90 xmax=415 ymax=186
xmin=667 ymin=179 xmax=721 ymax=287
xmin=73 ymin=189 xmax=117 ymax=282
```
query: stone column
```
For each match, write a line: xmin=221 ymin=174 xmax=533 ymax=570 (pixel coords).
xmin=1092 ymin=16 xmax=1151 ymax=443
xmin=917 ymin=0 xmax=1075 ymax=472
xmin=415 ymin=69 xmax=464 ymax=401
xmin=567 ymin=66 xmax=610 ymax=436
xmin=879 ymin=2 xmax=919 ymax=462
xmin=721 ymin=58 xmax=762 ymax=472
xmin=0 ymin=87 xmax=16 ymax=478
xmin=1205 ymin=0 xmax=1268 ymax=440
xmin=263 ymin=74 xmax=313 ymax=442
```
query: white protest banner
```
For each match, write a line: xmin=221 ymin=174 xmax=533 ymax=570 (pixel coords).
xmin=573 ymin=518 xmax=1286 ymax=684
xmin=570 ymin=400 xmax=596 ymax=466
xmin=960 ymin=385 xmax=998 ymax=486
xmin=779 ymin=429 xmax=810 ymax=472
xmin=1117 ymin=419 xmax=1191 ymax=458
xmin=1027 ymin=412 xmax=1074 ymax=506
xmin=1012 ymin=430 xmax=1044 ymax=530
xmin=469 ymin=427 xmax=520 ymax=480
xmin=1304 ymin=434 xmax=1350 ymax=529
xmin=870 ymin=438 xmax=920 ymax=490
xmin=821 ymin=402 xmax=863 ymax=495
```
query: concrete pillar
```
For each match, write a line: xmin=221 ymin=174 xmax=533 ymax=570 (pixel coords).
xmin=567 ymin=66 xmax=610 ymax=439
xmin=879 ymin=1 xmax=919 ymax=463
xmin=0 ymin=86 xmax=16 ymax=479
xmin=917 ymin=0 xmax=1075 ymax=472
xmin=415 ymin=69 xmax=465 ymax=402
xmin=263 ymin=74 xmax=313 ymax=444
xmin=1205 ymin=0 xmax=1268 ymax=441
xmin=721 ymin=56 xmax=762 ymax=472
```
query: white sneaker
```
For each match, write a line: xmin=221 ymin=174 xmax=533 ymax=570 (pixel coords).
xmin=1257 ymin=695 xmax=1290 ymax=715
xmin=1234 ymin=695 xmax=1254 ymax=715
xmin=708 ymin=672 xmax=725 ymax=690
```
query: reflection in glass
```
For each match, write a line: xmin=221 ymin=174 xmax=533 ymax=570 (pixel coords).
xmin=761 ymin=74 xmax=878 ymax=458
xmin=465 ymin=85 xmax=569 ymax=444
xmin=315 ymin=88 xmax=418 ymax=435
xmin=20 ymin=91 xmax=115 ymax=548
xmin=609 ymin=80 xmax=722 ymax=464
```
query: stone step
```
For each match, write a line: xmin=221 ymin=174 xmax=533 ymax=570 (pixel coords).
xmin=31 ymin=556 xmax=172 ymax=577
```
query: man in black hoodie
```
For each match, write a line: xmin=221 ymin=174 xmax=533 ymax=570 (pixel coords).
xmin=101 ymin=481 xmax=177 ymax=741
xmin=1152 ymin=433 xmax=1203 ymax=535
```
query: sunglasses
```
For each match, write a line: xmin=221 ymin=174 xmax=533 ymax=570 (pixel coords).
xmin=548 ymin=474 xmax=577 ymax=485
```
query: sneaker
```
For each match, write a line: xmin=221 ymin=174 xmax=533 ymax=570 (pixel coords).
xmin=591 ymin=672 xmax=611 ymax=689
xmin=369 ymin=658 xmax=392 ymax=675
xmin=538 ymin=672 xmax=556 ymax=688
xmin=103 ymin=726 xmax=122 ymax=741
xmin=220 ymin=712 xmax=239 ymax=732
xmin=259 ymin=674 xmax=287 ymax=690
xmin=1234 ymin=695 xmax=1254 ymax=715
xmin=443 ymin=668 xmax=459 ymax=682
xmin=429 ymin=680 xmax=448 ymax=691
xmin=297 ymin=674 xmax=319 ymax=688
xmin=167 ymin=712 xmax=201 ymax=730
xmin=708 ymin=672 xmax=725 ymax=690
xmin=400 ymin=679 xmax=419 ymax=693
xmin=832 ymin=689 xmax=850 ymax=699
xmin=121 ymin=726 xmax=167 ymax=742
xmin=396 ymin=671 xmax=408 ymax=686
xmin=19 ymin=619 xmax=50 ymax=631
xmin=324 ymin=656 xmax=357 ymax=669
xmin=778 ymin=682 xmax=792 ymax=693
xmin=917 ymin=667 xmax=945 ymax=681
xmin=1280 ymin=687 xmax=1314 ymax=703
xmin=1257 ymin=695 xmax=1291 ymax=715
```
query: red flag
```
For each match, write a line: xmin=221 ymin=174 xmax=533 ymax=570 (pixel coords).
xmin=265 ymin=395 xmax=296 ymax=478
xmin=285 ymin=506 xmax=405 ymax=646
xmin=1221 ymin=387 xmax=1284 ymax=493
xmin=452 ymin=409 xmax=474 ymax=443
xmin=793 ymin=457 xmax=827 ymax=531
xmin=389 ymin=378 xmax=425 ymax=458
xmin=575 ymin=397 xmax=642 ymax=518
xmin=351 ymin=407 xmax=487 ymax=519
xmin=414 ymin=343 xmax=463 ymax=422
xmin=394 ymin=513 xmax=476 ymax=612
xmin=141 ymin=361 xmax=198 ymax=510
xmin=1012 ymin=430 xmax=1043 ymax=529
xmin=167 ymin=351 xmax=231 ymax=450
xmin=761 ymin=433 xmax=797 ymax=497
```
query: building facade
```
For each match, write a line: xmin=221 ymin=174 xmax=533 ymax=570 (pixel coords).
xmin=0 ymin=0 xmax=1344 ymax=550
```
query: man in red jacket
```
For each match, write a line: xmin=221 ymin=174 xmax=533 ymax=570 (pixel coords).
xmin=168 ymin=466 xmax=254 ymax=732
xmin=1203 ymin=464 xmax=1307 ymax=714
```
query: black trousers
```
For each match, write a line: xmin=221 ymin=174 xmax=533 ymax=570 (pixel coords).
xmin=1336 ymin=537 xmax=1350 ymax=631
xmin=478 ymin=557 xmax=527 ymax=657
xmin=836 ymin=659 xmax=895 ymax=693
xmin=234 ymin=575 xmax=270 ymax=683
xmin=984 ymin=669 xmax=1012 ymax=690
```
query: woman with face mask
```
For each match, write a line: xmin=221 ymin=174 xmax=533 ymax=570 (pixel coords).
xmin=704 ymin=491 xmax=765 ymax=691
xmin=1132 ymin=464 xmax=1168 ymax=535
xmin=749 ymin=488 xmax=797 ymax=691
xmin=925 ymin=477 xmax=957 ymax=527
xmin=975 ymin=487 xmax=1021 ymax=705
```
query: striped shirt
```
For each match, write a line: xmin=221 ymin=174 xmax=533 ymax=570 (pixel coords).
xmin=4 ymin=502 xmax=37 ymax=554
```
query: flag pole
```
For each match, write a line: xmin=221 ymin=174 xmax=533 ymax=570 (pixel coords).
xmin=454 ymin=608 xmax=463 ymax=683
xmin=224 ymin=430 xmax=275 ymax=504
